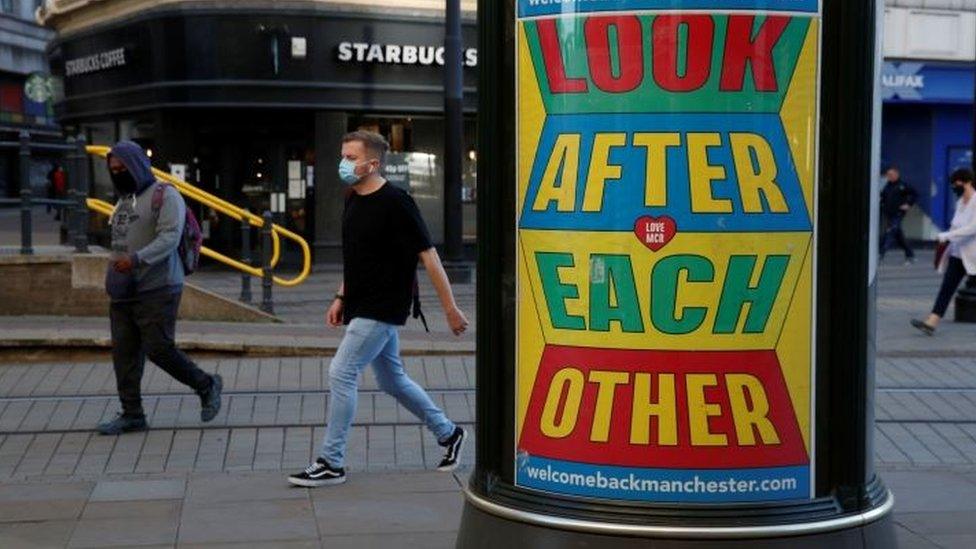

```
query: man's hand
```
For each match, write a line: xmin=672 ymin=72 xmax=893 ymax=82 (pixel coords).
xmin=326 ymin=299 xmax=344 ymax=327
xmin=446 ymin=306 xmax=469 ymax=336
xmin=113 ymin=254 xmax=135 ymax=273
xmin=900 ymin=204 xmax=910 ymax=212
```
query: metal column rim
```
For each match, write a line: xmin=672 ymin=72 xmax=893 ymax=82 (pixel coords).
xmin=462 ymin=487 xmax=894 ymax=539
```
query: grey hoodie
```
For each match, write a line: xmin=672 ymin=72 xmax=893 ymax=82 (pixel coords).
xmin=105 ymin=141 xmax=186 ymax=301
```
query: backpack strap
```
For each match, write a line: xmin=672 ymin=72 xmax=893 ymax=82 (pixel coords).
xmin=411 ymin=277 xmax=429 ymax=333
xmin=151 ymin=183 xmax=167 ymax=218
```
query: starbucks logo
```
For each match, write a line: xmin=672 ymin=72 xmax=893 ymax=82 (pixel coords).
xmin=24 ymin=73 xmax=53 ymax=103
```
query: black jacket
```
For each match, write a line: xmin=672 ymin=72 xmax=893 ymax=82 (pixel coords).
xmin=880 ymin=180 xmax=917 ymax=219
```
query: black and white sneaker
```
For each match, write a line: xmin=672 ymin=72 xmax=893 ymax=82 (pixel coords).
xmin=437 ymin=427 xmax=466 ymax=472
xmin=288 ymin=458 xmax=346 ymax=487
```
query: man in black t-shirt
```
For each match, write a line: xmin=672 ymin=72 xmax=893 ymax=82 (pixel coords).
xmin=289 ymin=131 xmax=470 ymax=488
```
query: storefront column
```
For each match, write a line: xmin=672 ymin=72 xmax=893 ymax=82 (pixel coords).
xmin=313 ymin=111 xmax=348 ymax=262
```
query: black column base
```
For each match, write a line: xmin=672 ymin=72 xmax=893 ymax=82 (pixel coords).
xmin=456 ymin=500 xmax=895 ymax=549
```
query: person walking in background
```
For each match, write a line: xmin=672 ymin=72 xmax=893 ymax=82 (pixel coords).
xmin=911 ymin=169 xmax=976 ymax=336
xmin=47 ymin=163 xmax=66 ymax=220
xmin=879 ymin=166 xmax=918 ymax=265
xmin=97 ymin=141 xmax=223 ymax=435
xmin=288 ymin=131 xmax=469 ymax=488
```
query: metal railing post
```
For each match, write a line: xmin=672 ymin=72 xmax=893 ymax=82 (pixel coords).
xmin=19 ymin=131 xmax=33 ymax=255
xmin=240 ymin=211 xmax=253 ymax=304
xmin=73 ymin=135 xmax=90 ymax=253
xmin=260 ymin=211 xmax=274 ymax=314
xmin=64 ymin=136 xmax=78 ymax=247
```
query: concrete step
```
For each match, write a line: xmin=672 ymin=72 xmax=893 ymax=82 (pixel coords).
xmin=0 ymin=250 xmax=277 ymax=323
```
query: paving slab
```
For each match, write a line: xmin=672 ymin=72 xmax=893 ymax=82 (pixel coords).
xmin=318 ymin=532 xmax=456 ymax=549
xmin=184 ymin=472 xmax=309 ymax=505
xmin=177 ymin=498 xmax=319 ymax=545
xmin=81 ymin=498 xmax=182 ymax=520
xmin=880 ymin=467 xmax=976 ymax=513
xmin=311 ymin=490 xmax=465 ymax=536
xmin=180 ymin=541 xmax=319 ymax=549
xmin=68 ymin=514 xmax=180 ymax=548
xmin=307 ymin=470 xmax=461 ymax=497
xmin=0 ymin=498 xmax=88 ymax=522
xmin=895 ymin=510 xmax=976 ymax=537
xmin=892 ymin=522 xmax=941 ymax=549
xmin=89 ymin=478 xmax=186 ymax=502
xmin=0 ymin=520 xmax=77 ymax=548
xmin=927 ymin=534 xmax=976 ymax=549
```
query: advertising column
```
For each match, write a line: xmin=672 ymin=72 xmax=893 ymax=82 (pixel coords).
xmin=514 ymin=0 xmax=820 ymax=504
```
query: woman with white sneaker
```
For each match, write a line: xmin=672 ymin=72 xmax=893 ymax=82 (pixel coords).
xmin=912 ymin=169 xmax=976 ymax=336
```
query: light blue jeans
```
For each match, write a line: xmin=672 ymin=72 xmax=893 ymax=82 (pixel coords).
xmin=320 ymin=317 xmax=456 ymax=467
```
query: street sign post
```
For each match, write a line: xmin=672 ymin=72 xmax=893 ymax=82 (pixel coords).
xmin=459 ymin=0 xmax=895 ymax=546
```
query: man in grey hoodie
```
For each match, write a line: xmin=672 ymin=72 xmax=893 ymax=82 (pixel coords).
xmin=98 ymin=141 xmax=223 ymax=435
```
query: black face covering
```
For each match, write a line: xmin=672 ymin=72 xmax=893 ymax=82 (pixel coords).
xmin=953 ymin=184 xmax=966 ymax=198
xmin=111 ymin=170 xmax=138 ymax=195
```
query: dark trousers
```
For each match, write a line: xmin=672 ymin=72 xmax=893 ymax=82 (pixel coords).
xmin=880 ymin=214 xmax=914 ymax=259
xmin=110 ymin=291 xmax=211 ymax=416
xmin=933 ymin=256 xmax=967 ymax=317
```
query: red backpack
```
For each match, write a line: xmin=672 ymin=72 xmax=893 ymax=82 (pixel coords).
xmin=152 ymin=184 xmax=203 ymax=275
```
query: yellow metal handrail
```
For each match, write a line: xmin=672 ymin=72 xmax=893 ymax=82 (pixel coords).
xmin=85 ymin=146 xmax=311 ymax=287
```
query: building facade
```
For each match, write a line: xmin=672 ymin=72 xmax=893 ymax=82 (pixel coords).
xmin=881 ymin=0 xmax=976 ymax=240
xmin=39 ymin=0 xmax=478 ymax=261
xmin=0 ymin=0 xmax=57 ymax=197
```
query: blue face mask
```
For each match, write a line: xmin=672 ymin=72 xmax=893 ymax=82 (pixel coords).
xmin=338 ymin=158 xmax=368 ymax=185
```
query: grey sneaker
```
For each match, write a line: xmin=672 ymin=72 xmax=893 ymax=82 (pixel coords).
xmin=199 ymin=374 xmax=223 ymax=422
xmin=97 ymin=413 xmax=147 ymax=436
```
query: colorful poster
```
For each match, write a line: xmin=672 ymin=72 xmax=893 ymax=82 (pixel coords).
xmin=515 ymin=0 xmax=820 ymax=503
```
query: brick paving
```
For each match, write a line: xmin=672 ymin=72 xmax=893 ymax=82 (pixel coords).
xmin=2 ymin=352 xmax=976 ymax=482
xmin=0 ymin=356 xmax=476 ymax=481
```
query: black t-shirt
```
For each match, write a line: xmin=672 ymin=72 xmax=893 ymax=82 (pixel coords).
xmin=342 ymin=183 xmax=433 ymax=326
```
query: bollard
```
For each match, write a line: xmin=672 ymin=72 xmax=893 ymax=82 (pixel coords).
xmin=240 ymin=213 xmax=253 ymax=304
xmin=458 ymin=1 xmax=895 ymax=547
xmin=73 ymin=135 xmax=91 ymax=253
xmin=19 ymin=131 xmax=33 ymax=255
xmin=260 ymin=211 xmax=274 ymax=314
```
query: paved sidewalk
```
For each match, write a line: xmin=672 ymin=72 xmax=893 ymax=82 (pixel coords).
xmin=0 ymin=471 xmax=464 ymax=548
xmin=0 ymin=352 xmax=973 ymax=547
xmin=4 ymin=217 xmax=976 ymax=546
xmin=877 ymin=250 xmax=976 ymax=356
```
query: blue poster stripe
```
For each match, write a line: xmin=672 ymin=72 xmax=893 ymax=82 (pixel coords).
xmin=519 ymin=113 xmax=812 ymax=233
xmin=516 ymin=455 xmax=811 ymax=503
xmin=518 ymin=0 xmax=820 ymax=18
